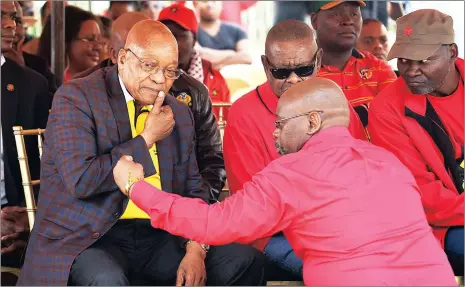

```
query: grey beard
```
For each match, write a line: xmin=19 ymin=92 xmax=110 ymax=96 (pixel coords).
xmin=275 ymin=142 xmax=287 ymax=155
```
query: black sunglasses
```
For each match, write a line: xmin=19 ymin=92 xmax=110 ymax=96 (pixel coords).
xmin=267 ymin=58 xmax=317 ymax=80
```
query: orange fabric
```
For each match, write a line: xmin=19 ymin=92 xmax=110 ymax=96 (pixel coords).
xmin=201 ymin=59 xmax=231 ymax=121
xmin=318 ymin=50 xmax=397 ymax=108
xmin=368 ymin=58 xmax=464 ymax=248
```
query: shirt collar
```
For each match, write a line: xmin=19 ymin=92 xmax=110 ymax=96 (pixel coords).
xmin=118 ymin=74 xmax=134 ymax=103
xmin=257 ymin=81 xmax=279 ymax=115
xmin=1 ymin=54 xmax=5 ymax=67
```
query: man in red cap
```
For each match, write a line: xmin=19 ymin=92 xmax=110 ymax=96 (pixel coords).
xmin=310 ymin=1 xmax=397 ymax=128
xmin=369 ymin=9 xmax=464 ymax=276
xmin=158 ymin=3 xmax=231 ymax=122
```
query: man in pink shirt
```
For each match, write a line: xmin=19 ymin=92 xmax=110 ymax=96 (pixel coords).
xmin=114 ymin=78 xmax=456 ymax=286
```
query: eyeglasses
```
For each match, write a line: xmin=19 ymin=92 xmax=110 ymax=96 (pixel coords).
xmin=76 ymin=37 xmax=105 ymax=46
xmin=275 ymin=110 xmax=323 ymax=129
xmin=266 ymin=57 xmax=318 ymax=80
xmin=125 ymin=48 xmax=181 ymax=80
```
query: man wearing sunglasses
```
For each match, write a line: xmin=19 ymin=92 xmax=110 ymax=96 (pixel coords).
xmin=223 ymin=19 xmax=367 ymax=279
xmin=310 ymin=1 xmax=397 ymax=127
xmin=19 ymin=20 xmax=265 ymax=286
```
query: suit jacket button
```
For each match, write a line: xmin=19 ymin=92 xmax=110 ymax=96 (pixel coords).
xmin=92 ymin=232 xmax=100 ymax=239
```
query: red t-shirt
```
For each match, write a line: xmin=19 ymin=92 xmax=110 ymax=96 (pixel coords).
xmin=428 ymin=79 xmax=464 ymax=159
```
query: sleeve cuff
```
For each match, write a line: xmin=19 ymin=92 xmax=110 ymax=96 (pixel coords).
xmin=130 ymin=180 xmax=160 ymax=214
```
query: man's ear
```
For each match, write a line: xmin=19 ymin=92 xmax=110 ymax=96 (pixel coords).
xmin=306 ymin=111 xmax=322 ymax=135
xmin=310 ymin=12 xmax=318 ymax=31
xmin=449 ymin=43 xmax=459 ymax=62
xmin=314 ymin=48 xmax=323 ymax=75
xmin=117 ymin=49 xmax=126 ymax=66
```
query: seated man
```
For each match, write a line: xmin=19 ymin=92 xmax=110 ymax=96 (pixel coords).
xmin=158 ymin=3 xmax=231 ymax=121
xmin=4 ymin=1 xmax=60 ymax=94
xmin=194 ymin=0 xmax=252 ymax=70
xmin=1 ymin=1 xmax=50 ymax=285
xmin=224 ymin=19 xmax=367 ymax=278
xmin=310 ymin=1 xmax=397 ymax=126
xmin=114 ymin=78 xmax=457 ymax=286
xmin=369 ymin=9 xmax=464 ymax=275
xmin=18 ymin=20 xmax=264 ymax=286
xmin=74 ymin=12 xmax=226 ymax=202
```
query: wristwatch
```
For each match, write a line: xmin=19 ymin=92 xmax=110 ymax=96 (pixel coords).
xmin=185 ymin=240 xmax=210 ymax=253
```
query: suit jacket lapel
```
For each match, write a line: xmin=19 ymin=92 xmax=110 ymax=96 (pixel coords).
xmin=105 ymin=65 xmax=132 ymax=144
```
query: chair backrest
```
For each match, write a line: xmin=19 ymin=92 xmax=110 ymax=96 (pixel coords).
xmin=225 ymin=78 xmax=251 ymax=96
xmin=12 ymin=126 xmax=45 ymax=231
xmin=212 ymin=102 xmax=232 ymax=141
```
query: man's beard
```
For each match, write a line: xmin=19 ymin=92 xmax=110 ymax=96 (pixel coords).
xmin=275 ymin=141 xmax=287 ymax=155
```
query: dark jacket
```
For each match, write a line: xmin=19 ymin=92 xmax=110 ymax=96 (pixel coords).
xmin=1 ymin=58 xmax=50 ymax=207
xmin=18 ymin=65 xmax=205 ymax=286
xmin=74 ymin=59 xmax=226 ymax=200
xmin=23 ymin=52 xmax=61 ymax=96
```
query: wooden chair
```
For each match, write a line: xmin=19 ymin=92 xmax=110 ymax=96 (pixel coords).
xmin=225 ymin=78 xmax=251 ymax=96
xmin=212 ymin=102 xmax=232 ymax=141
xmin=12 ymin=126 xmax=45 ymax=231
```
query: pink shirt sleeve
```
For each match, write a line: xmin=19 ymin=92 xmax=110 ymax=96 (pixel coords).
xmin=131 ymin=168 xmax=295 ymax=246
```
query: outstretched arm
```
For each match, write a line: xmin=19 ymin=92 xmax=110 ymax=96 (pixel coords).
xmin=127 ymin=166 xmax=295 ymax=246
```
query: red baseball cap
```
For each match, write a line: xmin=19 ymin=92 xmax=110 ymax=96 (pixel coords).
xmin=158 ymin=3 xmax=198 ymax=35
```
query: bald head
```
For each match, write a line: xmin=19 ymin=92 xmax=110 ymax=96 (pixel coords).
xmin=110 ymin=12 xmax=150 ymax=52
xmin=125 ymin=20 xmax=177 ymax=54
xmin=265 ymin=20 xmax=316 ymax=57
xmin=279 ymin=78 xmax=350 ymax=130
xmin=274 ymin=78 xmax=350 ymax=155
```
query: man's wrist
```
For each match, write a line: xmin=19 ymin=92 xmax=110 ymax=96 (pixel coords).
xmin=140 ymin=132 xmax=155 ymax=148
xmin=185 ymin=240 xmax=208 ymax=259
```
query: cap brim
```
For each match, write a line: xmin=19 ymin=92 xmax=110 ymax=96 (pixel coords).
xmin=159 ymin=18 xmax=193 ymax=33
xmin=387 ymin=43 xmax=442 ymax=61
xmin=320 ymin=1 xmax=366 ymax=10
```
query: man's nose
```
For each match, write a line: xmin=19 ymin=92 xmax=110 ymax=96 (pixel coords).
xmin=286 ymin=72 xmax=302 ymax=85
xmin=149 ymin=69 xmax=166 ymax=84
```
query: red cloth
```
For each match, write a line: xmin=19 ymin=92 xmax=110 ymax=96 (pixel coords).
xmin=318 ymin=50 xmax=397 ymax=108
xmin=223 ymin=82 xmax=368 ymax=251
xmin=158 ymin=3 xmax=198 ymax=34
xmin=368 ymin=58 xmax=464 ymax=248
xmin=132 ymin=126 xmax=456 ymax=286
xmin=63 ymin=69 xmax=73 ymax=83
xmin=220 ymin=1 xmax=257 ymax=27
xmin=201 ymin=59 xmax=230 ymax=121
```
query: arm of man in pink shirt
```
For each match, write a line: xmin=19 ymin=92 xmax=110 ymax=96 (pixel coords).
xmin=369 ymin=103 xmax=464 ymax=227
xmin=131 ymin=169 xmax=295 ymax=245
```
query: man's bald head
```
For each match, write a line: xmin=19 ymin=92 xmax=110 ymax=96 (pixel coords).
xmin=274 ymin=78 xmax=350 ymax=155
xmin=118 ymin=20 xmax=179 ymax=107
xmin=262 ymin=20 xmax=321 ymax=98
xmin=109 ymin=11 xmax=149 ymax=63
xmin=265 ymin=20 xmax=316 ymax=57
xmin=124 ymin=20 xmax=177 ymax=56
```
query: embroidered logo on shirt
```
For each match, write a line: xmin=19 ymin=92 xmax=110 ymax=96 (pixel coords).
xmin=359 ymin=68 xmax=372 ymax=80
xmin=171 ymin=7 xmax=178 ymax=13
xmin=175 ymin=92 xmax=192 ymax=107
xmin=6 ymin=84 xmax=14 ymax=91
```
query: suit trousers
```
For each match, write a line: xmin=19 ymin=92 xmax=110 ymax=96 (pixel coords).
xmin=68 ymin=219 xmax=265 ymax=286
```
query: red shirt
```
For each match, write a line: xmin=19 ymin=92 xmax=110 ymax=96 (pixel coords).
xmin=428 ymin=81 xmax=464 ymax=159
xmin=220 ymin=1 xmax=257 ymax=28
xmin=318 ymin=50 xmax=396 ymax=123
xmin=201 ymin=59 xmax=231 ymax=122
xmin=223 ymin=82 xmax=368 ymax=250
xmin=133 ymin=127 xmax=456 ymax=286
xmin=368 ymin=58 xmax=464 ymax=247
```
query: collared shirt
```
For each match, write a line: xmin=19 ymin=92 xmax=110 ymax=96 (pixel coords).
xmin=1 ymin=54 xmax=6 ymax=205
xmin=132 ymin=126 xmax=456 ymax=286
xmin=318 ymin=49 xmax=397 ymax=108
xmin=223 ymin=82 xmax=368 ymax=250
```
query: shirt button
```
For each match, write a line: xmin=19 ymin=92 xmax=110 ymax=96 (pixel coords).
xmin=210 ymin=75 xmax=213 ymax=79
xmin=92 ymin=232 xmax=100 ymax=239
xmin=344 ymin=86 xmax=348 ymax=90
